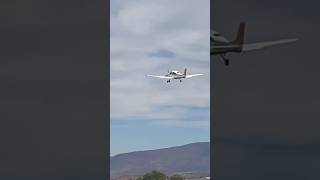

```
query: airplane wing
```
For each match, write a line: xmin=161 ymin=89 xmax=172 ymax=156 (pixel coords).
xmin=147 ymin=75 xmax=173 ymax=79
xmin=242 ymin=38 xmax=298 ymax=52
xmin=185 ymin=74 xmax=204 ymax=79
xmin=212 ymin=38 xmax=298 ymax=51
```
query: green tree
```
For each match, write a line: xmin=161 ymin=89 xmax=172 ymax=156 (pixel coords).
xmin=169 ymin=174 xmax=184 ymax=180
xmin=140 ymin=170 xmax=166 ymax=180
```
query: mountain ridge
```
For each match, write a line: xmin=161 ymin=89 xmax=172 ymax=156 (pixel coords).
xmin=111 ymin=142 xmax=210 ymax=177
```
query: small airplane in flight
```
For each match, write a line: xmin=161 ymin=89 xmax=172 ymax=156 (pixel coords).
xmin=211 ymin=22 xmax=298 ymax=66
xmin=147 ymin=68 xmax=203 ymax=83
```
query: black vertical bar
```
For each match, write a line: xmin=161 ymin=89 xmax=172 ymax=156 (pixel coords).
xmin=0 ymin=0 xmax=109 ymax=179
xmin=210 ymin=0 xmax=214 ymax=179
xmin=107 ymin=0 xmax=110 ymax=179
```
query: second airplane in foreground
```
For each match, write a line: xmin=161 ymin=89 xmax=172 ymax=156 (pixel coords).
xmin=147 ymin=68 xmax=203 ymax=83
xmin=211 ymin=22 xmax=298 ymax=66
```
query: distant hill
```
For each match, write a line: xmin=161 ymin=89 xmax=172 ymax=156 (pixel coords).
xmin=110 ymin=142 xmax=210 ymax=178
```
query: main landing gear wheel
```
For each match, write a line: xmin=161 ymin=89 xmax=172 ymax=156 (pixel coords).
xmin=224 ymin=59 xmax=229 ymax=66
xmin=220 ymin=54 xmax=230 ymax=66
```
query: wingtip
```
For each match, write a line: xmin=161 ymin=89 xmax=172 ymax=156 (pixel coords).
xmin=289 ymin=38 xmax=299 ymax=42
xmin=289 ymin=38 xmax=298 ymax=41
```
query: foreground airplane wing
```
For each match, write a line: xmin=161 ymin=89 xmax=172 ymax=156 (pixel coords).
xmin=242 ymin=38 xmax=298 ymax=52
xmin=186 ymin=74 xmax=204 ymax=78
xmin=213 ymin=39 xmax=298 ymax=51
xmin=147 ymin=75 xmax=173 ymax=79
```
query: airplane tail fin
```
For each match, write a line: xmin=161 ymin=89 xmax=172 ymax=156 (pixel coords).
xmin=183 ymin=68 xmax=187 ymax=76
xmin=232 ymin=22 xmax=246 ymax=48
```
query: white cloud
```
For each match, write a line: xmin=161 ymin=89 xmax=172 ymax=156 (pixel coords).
xmin=111 ymin=0 xmax=210 ymax=127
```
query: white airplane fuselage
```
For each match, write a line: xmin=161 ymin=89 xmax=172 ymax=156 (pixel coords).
xmin=210 ymin=22 xmax=246 ymax=57
xmin=165 ymin=71 xmax=186 ymax=79
xmin=211 ymin=32 xmax=241 ymax=55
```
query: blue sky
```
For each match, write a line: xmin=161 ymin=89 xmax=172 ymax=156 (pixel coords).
xmin=110 ymin=0 xmax=210 ymax=156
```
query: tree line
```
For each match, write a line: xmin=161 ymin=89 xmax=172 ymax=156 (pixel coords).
xmin=136 ymin=170 xmax=184 ymax=180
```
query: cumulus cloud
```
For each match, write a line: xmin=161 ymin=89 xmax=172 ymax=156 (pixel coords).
xmin=111 ymin=0 xmax=210 ymax=127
